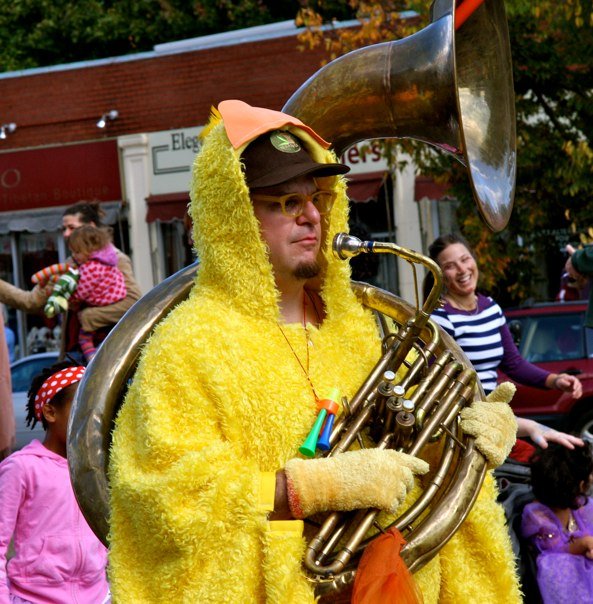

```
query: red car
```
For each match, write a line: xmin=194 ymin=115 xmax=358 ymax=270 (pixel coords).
xmin=499 ymin=300 xmax=593 ymax=439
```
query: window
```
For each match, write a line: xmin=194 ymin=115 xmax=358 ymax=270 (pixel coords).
xmin=514 ymin=313 xmax=584 ymax=363
xmin=11 ymin=354 xmax=59 ymax=392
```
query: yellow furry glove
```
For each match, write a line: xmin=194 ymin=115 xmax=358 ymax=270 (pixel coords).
xmin=284 ymin=448 xmax=428 ymax=519
xmin=460 ymin=382 xmax=518 ymax=469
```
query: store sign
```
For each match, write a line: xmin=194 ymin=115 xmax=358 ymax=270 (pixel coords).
xmin=342 ymin=141 xmax=389 ymax=175
xmin=0 ymin=140 xmax=121 ymax=212
xmin=149 ymin=127 xmax=203 ymax=195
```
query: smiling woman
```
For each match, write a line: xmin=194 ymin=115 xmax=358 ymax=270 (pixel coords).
xmin=426 ymin=232 xmax=584 ymax=452
xmin=435 ymin=241 xmax=479 ymax=311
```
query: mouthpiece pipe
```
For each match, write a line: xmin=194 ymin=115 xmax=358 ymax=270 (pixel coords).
xmin=333 ymin=232 xmax=444 ymax=316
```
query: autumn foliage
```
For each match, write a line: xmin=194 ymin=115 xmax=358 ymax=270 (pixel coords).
xmin=296 ymin=0 xmax=593 ymax=305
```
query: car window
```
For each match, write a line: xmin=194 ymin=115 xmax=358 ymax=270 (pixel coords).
xmin=515 ymin=313 xmax=584 ymax=363
xmin=11 ymin=357 xmax=58 ymax=392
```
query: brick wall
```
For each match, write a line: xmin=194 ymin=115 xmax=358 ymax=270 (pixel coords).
xmin=0 ymin=35 xmax=329 ymax=150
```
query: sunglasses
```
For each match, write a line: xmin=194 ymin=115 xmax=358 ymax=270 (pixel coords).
xmin=250 ymin=190 xmax=336 ymax=217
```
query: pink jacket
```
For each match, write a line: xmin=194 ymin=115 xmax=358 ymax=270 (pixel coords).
xmin=73 ymin=243 xmax=127 ymax=308
xmin=0 ymin=440 xmax=109 ymax=604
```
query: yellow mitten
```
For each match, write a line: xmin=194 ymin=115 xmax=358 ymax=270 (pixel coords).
xmin=284 ymin=448 xmax=428 ymax=519
xmin=460 ymin=382 xmax=518 ymax=468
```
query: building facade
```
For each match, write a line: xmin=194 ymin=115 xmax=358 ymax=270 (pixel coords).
xmin=0 ymin=20 xmax=448 ymax=357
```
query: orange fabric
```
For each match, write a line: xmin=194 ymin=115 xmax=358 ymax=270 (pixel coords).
xmin=352 ymin=527 xmax=423 ymax=604
xmin=217 ymin=99 xmax=330 ymax=150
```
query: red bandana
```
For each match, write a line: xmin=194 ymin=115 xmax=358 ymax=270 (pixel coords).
xmin=34 ymin=366 xmax=86 ymax=420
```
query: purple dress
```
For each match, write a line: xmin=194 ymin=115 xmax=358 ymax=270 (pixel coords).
xmin=521 ymin=500 xmax=593 ymax=603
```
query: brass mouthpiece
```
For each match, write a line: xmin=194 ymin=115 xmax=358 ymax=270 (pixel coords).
xmin=333 ymin=233 xmax=373 ymax=260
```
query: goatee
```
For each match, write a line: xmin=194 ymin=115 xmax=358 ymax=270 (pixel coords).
xmin=294 ymin=261 xmax=320 ymax=280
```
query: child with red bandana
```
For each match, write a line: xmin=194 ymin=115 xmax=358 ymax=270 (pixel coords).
xmin=0 ymin=362 xmax=110 ymax=604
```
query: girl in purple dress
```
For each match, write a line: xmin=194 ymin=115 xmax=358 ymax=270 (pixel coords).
xmin=522 ymin=443 xmax=593 ymax=603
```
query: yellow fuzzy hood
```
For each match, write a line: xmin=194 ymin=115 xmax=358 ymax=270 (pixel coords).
xmin=189 ymin=116 xmax=356 ymax=322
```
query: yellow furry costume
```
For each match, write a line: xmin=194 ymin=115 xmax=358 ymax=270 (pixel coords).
xmin=108 ymin=106 xmax=521 ymax=603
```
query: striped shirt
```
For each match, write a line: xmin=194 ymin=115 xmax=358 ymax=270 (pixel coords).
xmin=431 ymin=293 xmax=548 ymax=393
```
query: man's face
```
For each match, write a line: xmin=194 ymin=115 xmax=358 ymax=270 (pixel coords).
xmin=251 ymin=175 xmax=324 ymax=287
xmin=62 ymin=213 xmax=94 ymax=239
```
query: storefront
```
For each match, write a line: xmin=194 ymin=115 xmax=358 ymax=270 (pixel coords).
xmin=0 ymin=140 xmax=124 ymax=357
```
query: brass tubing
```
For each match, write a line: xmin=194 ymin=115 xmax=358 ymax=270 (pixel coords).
xmin=408 ymin=365 xmax=469 ymax=457
xmin=316 ymin=516 xmax=352 ymax=563
xmin=434 ymin=380 xmax=476 ymax=441
xmin=393 ymin=374 xmax=477 ymax=530
xmin=409 ymin=350 xmax=453 ymax=409
xmin=397 ymin=321 xmax=441 ymax=391
xmin=412 ymin=359 xmax=461 ymax=431
xmin=305 ymin=507 xmax=383 ymax=577
xmin=334 ymin=234 xmax=444 ymax=319
xmin=401 ymin=439 xmax=486 ymax=572
xmin=328 ymin=344 xmax=400 ymax=446
xmin=330 ymin=403 xmax=376 ymax=456
xmin=393 ymin=437 xmax=457 ymax=530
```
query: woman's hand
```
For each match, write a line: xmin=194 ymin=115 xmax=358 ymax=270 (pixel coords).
xmin=569 ymin=534 xmax=593 ymax=558
xmin=546 ymin=373 xmax=583 ymax=399
xmin=516 ymin=417 xmax=584 ymax=449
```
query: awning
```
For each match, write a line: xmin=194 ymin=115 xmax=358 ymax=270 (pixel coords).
xmin=346 ymin=171 xmax=386 ymax=203
xmin=146 ymin=193 xmax=190 ymax=223
xmin=0 ymin=140 xmax=122 ymax=214
xmin=414 ymin=176 xmax=451 ymax=201
xmin=0 ymin=201 xmax=123 ymax=234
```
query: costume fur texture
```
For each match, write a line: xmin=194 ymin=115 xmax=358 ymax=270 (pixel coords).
xmin=108 ymin=115 xmax=521 ymax=603
xmin=285 ymin=448 xmax=429 ymax=517
xmin=461 ymin=382 xmax=518 ymax=468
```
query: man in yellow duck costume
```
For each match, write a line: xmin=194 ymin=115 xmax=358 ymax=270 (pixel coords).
xmin=108 ymin=100 xmax=522 ymax=603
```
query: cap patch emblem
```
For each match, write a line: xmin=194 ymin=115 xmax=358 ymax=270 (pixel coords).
xmin=270 ymin=131 xmax=301 ymax=153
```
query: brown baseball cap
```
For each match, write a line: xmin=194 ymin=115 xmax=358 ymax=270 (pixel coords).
xmin=242 ymin=130 xmax=349 ymax=189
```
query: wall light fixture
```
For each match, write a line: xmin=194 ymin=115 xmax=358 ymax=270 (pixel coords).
xmin=0 ymin=123 xmax=17 ymax=140
xmin=96 ymin=110 xmax=119 ymax=129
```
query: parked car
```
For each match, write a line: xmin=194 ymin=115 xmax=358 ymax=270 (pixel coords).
xmin=11 ymin=351 xmax=59 ymax=450
xmin=499 ymin=300 xmax=593 ymax=439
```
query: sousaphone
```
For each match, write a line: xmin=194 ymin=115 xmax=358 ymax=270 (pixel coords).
xmin=67 ymin=0 xmax=516 ymax=591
